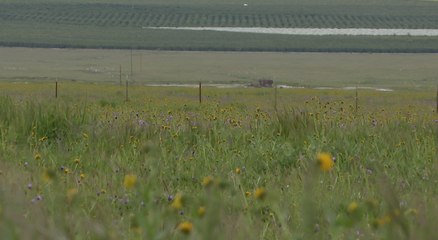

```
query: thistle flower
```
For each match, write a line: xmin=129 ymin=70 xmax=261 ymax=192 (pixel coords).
xmin=177 ymin=221 xmax=193 ymax=235
xmin=317 ymin=152 xmax=334 ymax=172
xmin=124 ymin=174 xmax=137 ymax=190
xmin=32 ymin=195 xmax=42 ymax=204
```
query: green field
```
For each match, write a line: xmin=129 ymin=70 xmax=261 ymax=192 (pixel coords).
xmin=1 ymin=0 xmax=438 ymax=52
xmin=1 ymin=48 xmax=438 ymax=89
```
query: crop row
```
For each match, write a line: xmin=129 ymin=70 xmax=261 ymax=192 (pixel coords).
xmin=1 ymin=4 xmax=438 ymax=29
xmin=2 ymin=21 xmax=438 ymax=53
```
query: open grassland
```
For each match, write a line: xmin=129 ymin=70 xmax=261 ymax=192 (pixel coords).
xmin=1 ymin=0 xmax=438 ymax=52
xmin=0 ymin=82 xmax=437 ymax=239
xmin=1 ymin=48 xmax=438 ymax=90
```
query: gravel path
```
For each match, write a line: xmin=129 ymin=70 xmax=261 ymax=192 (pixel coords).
xmin=145 ymin=27 xmax=438 ymax=36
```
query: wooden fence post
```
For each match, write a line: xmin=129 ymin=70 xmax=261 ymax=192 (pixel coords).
xmin=355 ymin=86 xmax=358 ymax=113
xmin=125 ymin=80 xmax=129 ymax=102
xmin=436 ymin=85 xmax=438 ymax=114
xmin=274 ymin=84 xmax=278 ymax=111
xmin=130 ymin=48 xmax=133 ymax=81
xmin=55 ymin=80 xmax=58 ymax=98
xmin=199 ymin=82 xmax=202 ymax=104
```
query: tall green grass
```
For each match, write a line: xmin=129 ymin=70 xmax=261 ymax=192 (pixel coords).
xmin=0 ymin=84 xmax=437 ymax=239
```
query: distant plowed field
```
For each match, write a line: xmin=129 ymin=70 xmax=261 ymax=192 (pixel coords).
xmin=1 ymin=3 xmax=438 ymax=29
xmin=1 ymin=1 xmax=438 ymax=52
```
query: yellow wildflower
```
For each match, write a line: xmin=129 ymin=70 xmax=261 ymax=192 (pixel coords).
xmin=124 ymin=174 xmax=137 ymax=190
xmin=177 ymin=221 xmax=193 ymax=235
xmin=373 ymin=215 xmax=392 ymax=228
xmin=254 ymin=187 xmax=266 ymax=200
xmin=74 ymin=158 xmax=80 ymax=164
xmin=130 ymin=215 xmax=142 ymax=234
xmin=201 ymin=176 xmax=214 ymax=187
xmin=66 ymin=188 xmax=78 ymax=203
xmin=39 ymin=136 xmax=48 ymax=142
xmin=42 ymin=169 xmax=56 ymax=183
xmin=245 ymin=191 xmax=252 ymax=197
xmin=405 ymin=208 xmax=418 ymax=216
xmin=235 ymin=168 xmax=241 ymax=174
xmin=171 ymin=193 xmax=183 ymax=210
xmin=392 ymin=209 xmax=401 ymax=217
xmin=317 ymin=152 xmax=334 ymax=172
xmin=198 ymin=206 xmax=206 ymax=218
xmin=80 ymin=173 xmax=85 ymax=180
xmin=130 ymin=226 xmax=142 ymax=234
xmin=347 ymin=201 xmax=359 ymax=214
xmin=64 ymin=168 xmax=70 ymax=174
xmin=34 ymin=153 xmax=41 ymax=161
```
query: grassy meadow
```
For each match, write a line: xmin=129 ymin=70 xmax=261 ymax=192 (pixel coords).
xmin=1 ymin=48 xmax=438 ymax=89
xmin=0 ymin=1 xmax=438 ymax=238
xmin=1 ymin=0 xmax=438 ymax=52
xmin=0 ymin=68 xmax=437 ymax=239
